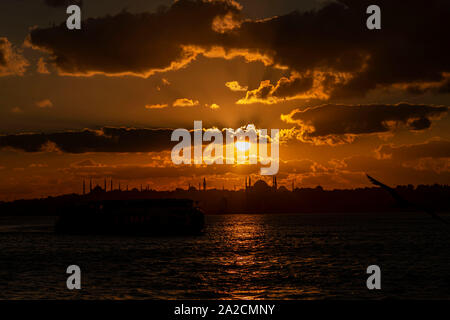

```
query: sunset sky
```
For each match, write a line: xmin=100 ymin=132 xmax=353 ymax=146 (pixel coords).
xmin=0 ymin=0 xmax=449 ymax=200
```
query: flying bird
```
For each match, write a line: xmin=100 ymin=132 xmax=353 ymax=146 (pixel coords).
xmin=366 ymin=174 xmax=449 ymax=226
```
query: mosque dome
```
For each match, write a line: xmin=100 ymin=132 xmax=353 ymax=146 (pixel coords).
xmin=253 ymin=180 xmax=271 ymax=193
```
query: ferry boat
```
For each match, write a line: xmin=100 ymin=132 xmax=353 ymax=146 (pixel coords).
xmin=55 ymin=199 xmax=205 ymax=235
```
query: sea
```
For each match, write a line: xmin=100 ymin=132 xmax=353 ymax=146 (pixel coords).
xmin=0 ymin=212 xmax=449 ymax=300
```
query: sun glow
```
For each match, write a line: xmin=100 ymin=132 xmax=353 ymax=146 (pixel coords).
xmin=235 ymin=141 xmax=251 ymax=152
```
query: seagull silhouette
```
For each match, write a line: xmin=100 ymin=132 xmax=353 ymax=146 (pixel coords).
xmin=366 ymin=174 xmax=449 ymax=226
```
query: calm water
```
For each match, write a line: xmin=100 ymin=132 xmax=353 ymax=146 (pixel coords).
xmin=0 ymin=213 xmax=449 ymax=300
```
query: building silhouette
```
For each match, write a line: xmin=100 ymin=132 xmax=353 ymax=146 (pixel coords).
xmin=57 ymin=176 xmax=450 ymax=216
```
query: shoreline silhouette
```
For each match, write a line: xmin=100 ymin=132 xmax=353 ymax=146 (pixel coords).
xmin=1 ymin=177 xmax=449 ymax=217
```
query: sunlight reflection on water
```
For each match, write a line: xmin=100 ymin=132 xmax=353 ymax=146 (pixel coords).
xmin=0 ymin=213 xmax=449 ymax=299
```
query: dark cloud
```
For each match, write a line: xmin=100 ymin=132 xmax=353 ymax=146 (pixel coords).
xmin=0 ymin=127 xmax=175 ymax=153
xmin=71 ymin=159 xmax=100 ymax=167
xmin=272 ymin=75 xmax=314 ymax=98
xmin=237 ymin=73 xmax=316 ymax=104
xmin=405 ymin=77 xmax=450 ymax=95
xmin=438 ymin=79 xmax=450 ymax=94
xmin=375 ymin=139 xmax=450 ymax=174
xmin=0 ymin=38 xmax=7 ymax=66
xmin=0 ymin=37 xmax=29 ymax=76
xmin=28 ymin=0 xmax=450 ymax=98
xmin=408 ymin=117 xmax=431 ymax=131
xmin=0 ymin=49 xmax=5 ymax=67
xmin=281 ymin=103 xmax=448 ymax=144
xmin=377 ymin=139 xmax=450 ymax=161
xmin=44 ymin=0 xmax=83 ymax=8
xmin=29 ymin=0 xmax=241 ymax=76
xmin=229 ymin=0 xmax=450 ymax=99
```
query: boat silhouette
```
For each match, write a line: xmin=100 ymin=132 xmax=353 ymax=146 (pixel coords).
xmin=55 ymin=198 xmax=205 ymax=235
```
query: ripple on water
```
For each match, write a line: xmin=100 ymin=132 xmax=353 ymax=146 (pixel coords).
xmin=0 ymin=213 xmax=449 ymax=299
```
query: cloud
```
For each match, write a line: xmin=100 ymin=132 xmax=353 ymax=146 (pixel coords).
xmin=238 ymin=71 xmax=354 ymax=104
xmin=36 ymin=99 xmax=53 ymax=108
xmin=0 ymin=37 xmax=29 ymax=77
xmin=236 ymin=72 xmax=333 ymax=104
xmin=11 ymin=107 xmax=23 ymax=114
xmin=173 ymin=98 xmax=200 ymax=107
xmin=29 ymin=163 xmax=48 ymax=168
xmin=28 ymin=0 xmax=242 ymax=77
xmin=25 ymin=0 xmax=450 ymax=98
xmin=402 ymin=158 xmax=450 ymax=174
xmin=37 ymin=57 xmax=50 ymax=74
xmin=212 ymin=10 xmax=242 ymax=33
xmin=44 ymin=0 xmax=83 ymax=8
xmin=206 ymin=103 xmax=220 ymax=109
xmin=0 ymin=127 xmax=175 ymax=153
xmin=156 ymin=78 xmax=171 ymax=91
xmin=376 ymin=138 xmax=450 ymax=161
xmin=271 ymin=73 xmax=315 ymax=98
xmin=71 ymin=159 xmax=101 ymax=168
xmin=0 ymin=124 xmax=276 ymax=154
xmin=375 ymin=139 xmax=450 ymax=174
xmin=281 ymin=103 xmax=448 ymax=145
xmin=230 ymin=0 xmax=450 ymax=99
xmin=0 ymin=45 xmax=5 ymax=66
xmin=225 ymin=81 xmax=248 ymax=92
xmin=145 ymin=104 xmax=169 ymax=109
xmin=237 ymin=80 xmax=274 ymax=104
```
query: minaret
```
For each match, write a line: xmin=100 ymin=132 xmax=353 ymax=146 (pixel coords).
xmin=249 ymin=176 xmax=251 ymax=187
xmin=203 ymin=178 xmax=206 ymax=191
xmin=245 ymin=177 xmax=247 ymax=190
xmin=104 ymin=178 xmax=107 ymax=192
xmin=83 ymin=180 xmax=85 ymax=195
xmin=140 ymin=184 xmax=143 ymax=192
xmin=110 ymin=179 xmax=113 ymax=191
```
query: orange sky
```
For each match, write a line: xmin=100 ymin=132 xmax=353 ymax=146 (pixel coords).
xmin=0 ymin=0 xmax=449 ymax=200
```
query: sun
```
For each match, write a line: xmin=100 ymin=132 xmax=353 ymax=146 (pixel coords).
xmin=235 ymin=141 xmax=251 ymax=152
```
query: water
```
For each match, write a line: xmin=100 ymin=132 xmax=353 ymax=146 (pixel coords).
xmin=0 ymin=213 xmax=449 ymax=300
